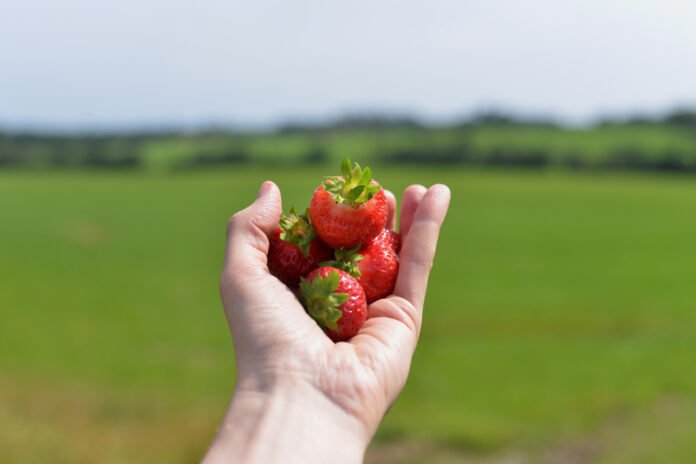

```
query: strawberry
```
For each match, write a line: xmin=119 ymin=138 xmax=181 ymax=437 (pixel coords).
xmin=325 ymin=229 xmax=400 ymax=303
xmin=380 ymin=228 xmax=401 ymax=254
xmin=300 ymin=266 xmax=367 ymax=341
xmin=309 ymin=158 xmax=388 ymax=249
xmin=268 ymin=208 xmax=332 ymax=288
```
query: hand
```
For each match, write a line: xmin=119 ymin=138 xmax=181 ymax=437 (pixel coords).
xmin=204 ymin=181 xmax=450 ymax=464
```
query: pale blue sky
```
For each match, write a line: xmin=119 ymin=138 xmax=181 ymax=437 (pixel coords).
xmin=2 ymin=0 xmax=695 ymax=129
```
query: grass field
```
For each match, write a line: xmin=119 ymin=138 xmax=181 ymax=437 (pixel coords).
xmin=141 ymin=124 xmax=696 ymax=169
xmin=2 ymin=167 xmax=696 ymax=463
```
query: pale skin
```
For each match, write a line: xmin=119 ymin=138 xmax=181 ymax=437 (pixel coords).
xmin=203 ymin=181 xmax=451 ymax=464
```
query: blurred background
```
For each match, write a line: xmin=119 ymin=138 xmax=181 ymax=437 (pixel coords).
xmin=2 ymin=1 xmax=696 ymax=462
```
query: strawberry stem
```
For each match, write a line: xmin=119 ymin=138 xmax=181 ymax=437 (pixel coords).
xmin=279 ymin=208 xmax=316 ymax=256
xmin=320 ymin=246 xmax=363 ymax=278
xmin=322 ymin=157 xmax=381 ymax=207
xmin=299 ymin=270 xmax=348 ymax=332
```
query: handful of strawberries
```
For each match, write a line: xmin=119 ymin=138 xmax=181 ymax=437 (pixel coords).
xmin=267 ymin=158 xmax=400 ymax=342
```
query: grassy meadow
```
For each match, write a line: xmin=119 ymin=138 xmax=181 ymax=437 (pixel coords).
xmin=2 ymin=166 xmax=696 ymax=463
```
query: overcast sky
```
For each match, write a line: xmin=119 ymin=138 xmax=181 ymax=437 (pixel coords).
xmin=1 ymin=0 xmax=695 ymax=129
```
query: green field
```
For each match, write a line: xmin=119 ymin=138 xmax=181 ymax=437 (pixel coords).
xmin=140 ymin=124 xmax=696 ymax=166
xmin=2 ymin=167 xmax=696 ymax=463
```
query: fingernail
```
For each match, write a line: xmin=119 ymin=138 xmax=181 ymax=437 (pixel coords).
xmin=431 ymin=184 xmax=451 ymax=197
xmin=257 ymin=181 xmax=272 ymax=199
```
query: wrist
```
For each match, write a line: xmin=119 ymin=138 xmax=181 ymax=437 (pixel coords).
xmin=204 ymin=378 xmax=370 ymax=464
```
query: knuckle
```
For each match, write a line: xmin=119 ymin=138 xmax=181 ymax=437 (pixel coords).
xmin=386 ymin=297 xmax=421 ymax=334
xmin=226 ymin=211 xmax=245 ymax=235
xmin=413 ymin=215 xmax=443 ymax=230
xmin=404 ymin=248 xmax=435 ymax=272
xmin=396 ymin=300 xmax=421 ymax=333
xmin=413 ymin=257 xmax=434 ymax=272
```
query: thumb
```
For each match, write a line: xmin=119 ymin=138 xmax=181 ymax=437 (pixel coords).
xmin=223 ymin=181 xmax=282 ymax=274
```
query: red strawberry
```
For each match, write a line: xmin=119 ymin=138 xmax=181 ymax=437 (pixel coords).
xmin=300 ymin=267 xmax=367 ymax=342
xmin=380 ymin=229 xmax=401 ymax=254
xmin=268 ymin=208 xmax=332 ymax=288
xmin=309 ymin=158 xmax=388 ymax=249
xmin=327 ymin=229 xmax=400 ymax=303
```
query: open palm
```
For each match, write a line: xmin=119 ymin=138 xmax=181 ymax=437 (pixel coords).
xmin=220 ymin=180 xmax=450 ymax=439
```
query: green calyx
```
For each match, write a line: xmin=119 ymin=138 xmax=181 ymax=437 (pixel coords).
xmin=320 ymin=246 xmax=364 ymax=278
xmin=279 ymin=208 xmax=316 ymax=256
xmin=299 ymin=270 xmax=348 ymax=332
xmin=322 ymin=157 xmax=381 ymax=206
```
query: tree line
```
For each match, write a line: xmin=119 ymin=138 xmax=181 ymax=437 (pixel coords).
xmin=1 ymin=110 xmax=695 ymax=172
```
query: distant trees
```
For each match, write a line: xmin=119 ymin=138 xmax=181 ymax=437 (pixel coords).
xmin=277 ymin=114 xmax=423 ymax=134
xmin=663 ymin=109 xmax=696 ymax=127
xmin=0 ymin=133 xmax=141 ymax=168
xmin=1 ymin=108 xmax=695 ymax=172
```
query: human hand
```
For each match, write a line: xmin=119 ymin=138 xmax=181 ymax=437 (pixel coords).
xmin=204 ymin=180 xmax=450 ymax=464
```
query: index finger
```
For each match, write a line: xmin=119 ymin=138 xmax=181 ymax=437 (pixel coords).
xmin=392 ymin=184 xmax=450 ymax=310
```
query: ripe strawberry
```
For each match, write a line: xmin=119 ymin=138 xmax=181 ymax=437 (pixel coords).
xmin=326 ymin=229 xmax=400 ymax=303
xmin=309 ymin=158 xmax=388 ymax=249
xmin=268 ymin=208 xmax=332 ymax=288
xmin=380 ymin=228 xmax=401 ymax=254
xmin=300 ymin=266 xmax=367 ymax=342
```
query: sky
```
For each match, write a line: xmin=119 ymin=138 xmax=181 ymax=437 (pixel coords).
xmin=1 ymin=0 xmax=695 ymax=129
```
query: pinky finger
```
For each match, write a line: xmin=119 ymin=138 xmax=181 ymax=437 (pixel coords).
xmin=393 ymin=184 xmax=451 ymax=311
